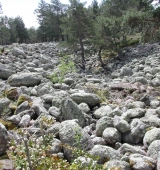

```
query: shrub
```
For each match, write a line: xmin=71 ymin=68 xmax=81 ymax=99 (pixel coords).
xmin=48 ymin=55 xmax=76 ymax=84
xmin=7 ymin=117 xmax=105 ymax=170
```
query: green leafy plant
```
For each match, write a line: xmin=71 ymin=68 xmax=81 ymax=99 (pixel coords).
xmin=48 ymin=55 xmax=76 ymax=84
xmin=7 ymin=117 xmax=70 ymax=170
xmin=85 ymin=83 xmax=109 ymax=103
xmin=7 ymin=116 xmax=105 ymax=170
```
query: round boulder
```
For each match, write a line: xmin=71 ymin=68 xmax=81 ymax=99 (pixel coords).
xmin=102 ymin=127 xmax=121 ymax=145
xmin=143 ymin=128 xmax=160 ymax=148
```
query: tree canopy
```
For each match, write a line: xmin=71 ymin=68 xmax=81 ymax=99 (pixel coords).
xmin=0 ymin=0 xmax=160 ymax=69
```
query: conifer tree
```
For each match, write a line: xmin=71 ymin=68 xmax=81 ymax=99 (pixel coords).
xmin=61 ymin=0 xmax=92 ymax=70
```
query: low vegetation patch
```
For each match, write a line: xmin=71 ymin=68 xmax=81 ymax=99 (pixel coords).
xmin=48 ymin=55 xmax=76 ymax=84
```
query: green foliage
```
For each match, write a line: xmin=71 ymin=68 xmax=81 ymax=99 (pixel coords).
xmin=49 ymin=55 xmax=76 ymax=84
xmin=85 ymin=83 xmax=109 ymax=103
xmin=7 ymin=116 xmax=104 ymax=170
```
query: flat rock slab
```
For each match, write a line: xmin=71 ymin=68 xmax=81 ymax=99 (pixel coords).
xmin=70 ymin=92 xmax=100 ymax=107
xmin=109 ymin=83 xmax=138 ymax=91
xmin=8 ymin=72 xmax=43 ymax=87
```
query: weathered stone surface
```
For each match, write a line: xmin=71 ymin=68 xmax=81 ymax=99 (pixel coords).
xmin=52 ymin=91 xmax=69 ymax=109
xmin=120 ymin=67 xmax=133 ymax=77
xmin=8 ymin=72 xmax=43 ymax=87
xmin=102 ymin=127 xmax=121 ymax=145
xmin=129 ymin=154 xmax=156 ymax=170
xmin=61 ymin=98 xmax=86 ymax=127
xmin=31 ymin=97 xmax=49 ymax=116
xmin=78 ymin=103 xmax=90 ymax=113
xmin=96 ymin=116 xmax=114 ymax=136
xmin=47 ymin=138 xmax=62 ymax=154
xmin=1 ymin=42 xmax=160 ymax=169
xmin=59 ymin=120 xmax=93 ymax=161
xmin=0 ymin=63 xmax=15 ymax=79
xmin=70 ymin=92 xmax=100 ymax=107
xmin=18 ymin=114 xmax=31 ymax=127
xmin=93 ymin=105 xmax=113 ymax=119
xmin=89 ymin=145 xmax=122 ymax=164
xmin=118 ymin=143 xmax=146 ymax=155
xmin=46 ymin=122 xmax=61 ymax=137
xmin=12 ymin=47 xmax=25 ymax=57
xmin=121 ymin=108 xmax=146 ymax=122
xmin=48 ymin=106 xmax=61 ymax=120
xmin=147 ymin=140 xmax=160 ymax=160
xmin=109 ymin=83 xmax=138 ymax=91
xmin=0 ymin=98 xmax=10 ymax=113
xmin=113 ymin=116 xmax=130 ymax=133
xmin=143 ymin=128 xmax=160 ymax=148
xmin=103 ymin=160 xmax=131 ymax=170
xmin=0 ymin=123 xmax=8 ymax=155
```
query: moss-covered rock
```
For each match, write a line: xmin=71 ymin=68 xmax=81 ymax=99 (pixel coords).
xmin=0 ymin=119 xmax=16 ymax=130
xmin=4 ymin=88 xmax=19 ymax=101
xmin=17 ymin=94 xmax=32 ymax=106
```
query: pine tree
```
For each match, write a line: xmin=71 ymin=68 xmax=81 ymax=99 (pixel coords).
xmin=61 ymin=0 xmax=92 ymax=70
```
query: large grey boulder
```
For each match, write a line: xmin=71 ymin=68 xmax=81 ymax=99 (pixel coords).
xmin=93 ymin=105 xmax=113 ymax=119
xmin=18 ymin=114 xmax=31 ymax=127
xmin=15 ymin=101 xmax=30 ymax=115
xmin=61 ymin=98 xmax=86 ymax=127
xmin=88 ymin=145 xmax=122 ymax=164
xmin=59 ymin=120 xmax=93 ymax=161
xmin=0 ymin=63 xmax=15 ymax=79
xmin=122 ymin=119 xmax=148 ymax=144
xmin=48 ymin=106 xmax=61 ymax=120
xmin=125 ymin=101 xmax=146 ymax=109
xmin=46 ymin=122 xmax=61 ymax=137
xmin=91 ymin=136 xmax=107 ymax=145
xmin=78 ymin=103 xmax=90 ymax=113
xmin=36 ymin=82 xmax=54 ymax=96
xmin=143 ymin=128 xmax=160 ymax=148
xmin=118 ymin=143 xmax=146 ymax=155
xmin=133 ymin=77 xmax=148 ymax=85
xmin=8 ymin=72 xmax=43 ymax=87
xmin=120 ymin=67 xmax=133 ymax=76
xmin=102 ymin=127 xmax=121 ymax=145
xmin=31 ymin=97 xmax=49 ymax=116
xmin=141 ymin=109 xmax=160 ymax=127
xmin=121 ymin=108 xmax=146 ymax=122
xmin=96 ymin=116 xmax=114 ymax=136
xmin=12 ymin=47 xmax=25 ymax=57
xmin=113 ymin=116 xmax=130 ymax=133
xmin=52 ymin=91 xmax=69 ymax=109
xmin=147 ymin=140 xmax=160 ymax=160
xmin=7 ymin=115 xmax=21 ymax=125
xmin=0 ymin=123 xmax=8 ymax=156
xmin=0 ymin=98 xmax=10 ymax=113
xmin=103 ymin=160 xmax=131 ymax=170
xmin=70 ymin=92 xmax=100 ymax=108
xmin=129 ymin=154 xmax=156 ymax=170
xmin=47 ymin=138 xmax=62 ymax=154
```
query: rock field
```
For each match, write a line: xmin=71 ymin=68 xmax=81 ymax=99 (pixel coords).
xmin=0 ymin=42 xmax=160 ymax=169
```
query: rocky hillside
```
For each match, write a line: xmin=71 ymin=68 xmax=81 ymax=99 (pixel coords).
xmin=0 ymin=42 xmax=160 ymax=169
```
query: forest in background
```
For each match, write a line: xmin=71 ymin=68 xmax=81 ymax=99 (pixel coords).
xmin=0 ymin=0 xmax=160 ymax=69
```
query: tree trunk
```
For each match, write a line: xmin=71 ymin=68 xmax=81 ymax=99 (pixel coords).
xmin=79 ymin=37 xmax=85 ymax=70
xmin=98 ymin=46 xmax=105 ymax=67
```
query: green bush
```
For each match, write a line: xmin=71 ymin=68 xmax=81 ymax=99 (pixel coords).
xmin=48 ymin=55 xmax=76 ymax=84
xmin=7 ymin=117 xmax=105 ymax=170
